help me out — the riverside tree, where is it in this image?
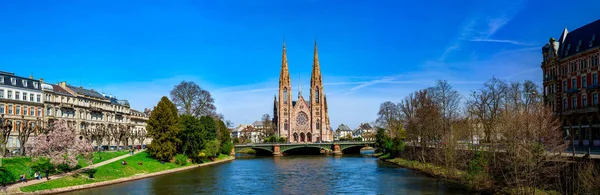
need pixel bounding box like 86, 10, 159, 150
26, 120, 94, 168
178, 114, 204, 162
169, 81, 216, 117
216, 119, 233, 154
147, 96, 181, 161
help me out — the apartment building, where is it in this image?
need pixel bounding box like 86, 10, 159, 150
542, 19, 600, 147
0, 71, 44, 150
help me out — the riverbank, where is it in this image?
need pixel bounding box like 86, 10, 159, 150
1, 151, 129, 184
18, 152, 234, 194
382, 157, 559, 195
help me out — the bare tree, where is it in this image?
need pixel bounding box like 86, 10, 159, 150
93, 124, 108, 151
260, 113, 275, 139
170, 81, 216, 117
80, 122, 93, 143
137, 129, 147, 147
0, 114, 12, 160
429, 80, 462, 137
17, 116, 41, 156
111, 124, 127, 151
467, 77, 507, 144
376, 101, 403, 138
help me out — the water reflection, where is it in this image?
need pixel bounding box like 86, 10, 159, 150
62, 153, 471, 195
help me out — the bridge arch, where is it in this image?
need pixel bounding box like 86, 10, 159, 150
280, 144, 331, 153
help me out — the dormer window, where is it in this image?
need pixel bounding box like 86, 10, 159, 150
576, 40, 582, 52
565, 44, 571, 55
10, 78, 16, 85
591, 34, 597, 47
22, 80, 27, 87
33, 82, 38, 89
0, 76, 3, 83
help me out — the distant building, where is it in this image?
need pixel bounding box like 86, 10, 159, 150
541, 19, 600, 147
335, 124, 353, 141
352, 123, 375, 141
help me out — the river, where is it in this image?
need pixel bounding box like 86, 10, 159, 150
62, 153, 472, 195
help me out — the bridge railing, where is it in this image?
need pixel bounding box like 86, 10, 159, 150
234, 141, 374, 147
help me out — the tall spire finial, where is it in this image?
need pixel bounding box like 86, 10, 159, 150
298, 74, 302, 97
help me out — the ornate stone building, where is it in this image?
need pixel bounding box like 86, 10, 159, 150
542, 19, 600, 148
273, 42, 334, 143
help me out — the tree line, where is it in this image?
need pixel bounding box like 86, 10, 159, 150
374, 78, 597, 194
147, 81, 232, 163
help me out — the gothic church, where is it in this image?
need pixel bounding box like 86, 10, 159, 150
273, 42, 334, 143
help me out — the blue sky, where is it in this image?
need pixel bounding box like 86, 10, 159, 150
1, 0, 599, 129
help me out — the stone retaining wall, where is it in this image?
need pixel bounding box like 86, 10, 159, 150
20, 157, 235, 195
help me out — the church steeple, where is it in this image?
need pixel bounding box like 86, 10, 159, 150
311, 40, 321, 87
277, 41, 292, 142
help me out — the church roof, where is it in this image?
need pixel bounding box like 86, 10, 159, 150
336, 124, 352, 132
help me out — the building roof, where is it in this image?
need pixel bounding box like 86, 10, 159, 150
358, 123, 372, 130
50, 84, 75, 97
559, 19, 600, 59
253, 121, 264, 126
0, 71, 42, 91
336, 124, 352, 131
67, 85, 106, 99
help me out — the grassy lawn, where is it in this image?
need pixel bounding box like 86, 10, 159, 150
21, 152, 232, 192
1, 151, 129, 182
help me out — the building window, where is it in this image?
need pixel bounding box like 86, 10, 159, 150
15, 92, 20, 100
33, 82, 38, 89
0, 104, 4, 114
29, 94, 33, 101
583, 96, 588, 107
46, 107, 51, 116
283, 88, 288, 104
22, 92, 27, 101
0, 89, 3, 98
594, 74, 598, 85
22, 80, 27, 87
316, 87, 320, 103
37, 95, 40, 103
8, 104, 13, 115
595, 94, 599, 106
583, 76, 588, 88
16, 105, 20, 115
37, 108, 41, 117
23, 106, 28, 116
0, 76, 3, 83
573, 97, 578, 108
10, 78, 16, 85
563, 81, 567, 92
30, 107, 34, 116
7, 90, 12, 99
572, 78, 576, 89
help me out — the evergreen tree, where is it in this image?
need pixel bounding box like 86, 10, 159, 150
178, 114, 205, 162
216, 119, 233, 154
147, 96, 180, 161
199, 116, 217, 141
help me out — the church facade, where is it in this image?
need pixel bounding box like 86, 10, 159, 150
273, 42, 334, 143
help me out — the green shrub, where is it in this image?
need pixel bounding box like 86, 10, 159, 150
174, 154, 188, 166
221, 141, 234, 155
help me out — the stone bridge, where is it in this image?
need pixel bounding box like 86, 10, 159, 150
233, 142, 375, 156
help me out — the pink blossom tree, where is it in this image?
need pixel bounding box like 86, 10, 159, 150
26, 120, 94, 168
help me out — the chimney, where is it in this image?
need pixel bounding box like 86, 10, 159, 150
29, 75, 33, 79
109, 94, 112, 98
40, 78, 44, 83
59, 81, 67, 88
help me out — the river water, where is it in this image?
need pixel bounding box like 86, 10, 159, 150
63, 153, 471, 195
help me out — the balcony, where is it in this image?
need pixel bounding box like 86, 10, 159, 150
544, 76, 557, 82
587, 84, 600, 90
59, 102, 75, 108
564, 106, 598, 115
566, 88, 579, 94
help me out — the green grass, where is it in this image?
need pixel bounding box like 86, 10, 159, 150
1, 151, 129, 182
237, 148, 256, 154
21, 152, 233, 192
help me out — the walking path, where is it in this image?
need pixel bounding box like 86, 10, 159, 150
4, 149, 145, 194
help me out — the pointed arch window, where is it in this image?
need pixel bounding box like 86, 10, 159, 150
316, 119, 321, 130
284, 120, 289, 130
283, 88, 288, 104
315, 87, 320, 103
